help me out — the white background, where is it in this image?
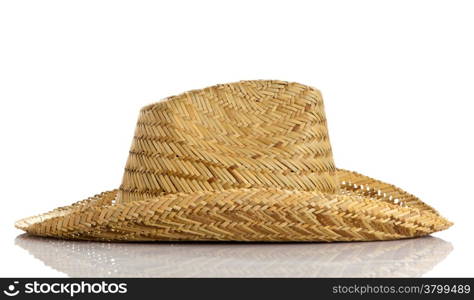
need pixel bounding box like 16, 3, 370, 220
0, 0, 473, 277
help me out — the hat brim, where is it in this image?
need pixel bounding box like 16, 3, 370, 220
15, 169, 452, 242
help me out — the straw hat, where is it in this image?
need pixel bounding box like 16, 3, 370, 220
15, 80, 452, 241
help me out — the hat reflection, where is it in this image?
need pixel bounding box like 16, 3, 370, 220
15, 234, 451, 277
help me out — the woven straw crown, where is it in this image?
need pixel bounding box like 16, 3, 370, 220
118, 80, 338, 203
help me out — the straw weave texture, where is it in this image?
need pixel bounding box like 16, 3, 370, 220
119, 80, 337, 203
15, 80, 452, 241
